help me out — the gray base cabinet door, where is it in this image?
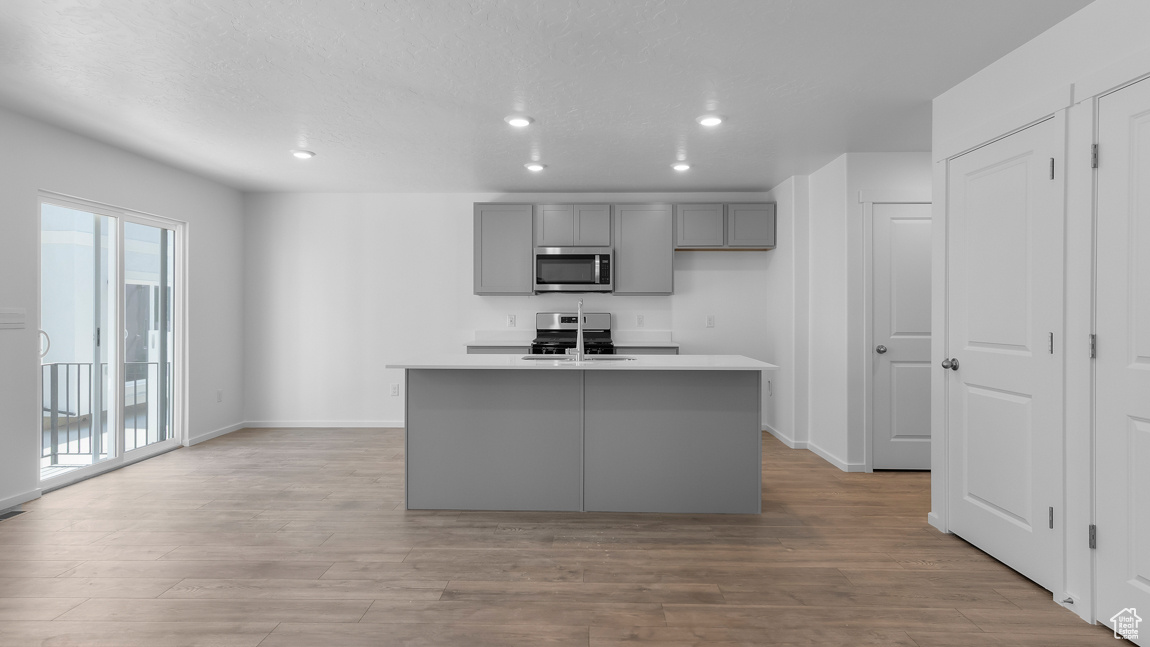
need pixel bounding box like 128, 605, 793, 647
615, 346, 679, 355
466, 346, 530, 354
474, 204, 533, 295
613, 204, 673, 295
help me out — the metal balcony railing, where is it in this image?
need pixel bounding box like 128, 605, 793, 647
41, 361, 171, 466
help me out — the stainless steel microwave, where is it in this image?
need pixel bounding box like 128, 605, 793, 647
533, 247, 613, 293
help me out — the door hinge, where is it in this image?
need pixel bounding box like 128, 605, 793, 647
1090, 334, 1096, 358
1091, 144, 1099, 169
96, 327, 100, 347
1050, 157, 1055, 180
1089, 524, 1097, 549
1049, 507, 1054, 529
1049, 332, 1054, 354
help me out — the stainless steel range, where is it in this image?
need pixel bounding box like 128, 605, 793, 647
529, 312, 615, 355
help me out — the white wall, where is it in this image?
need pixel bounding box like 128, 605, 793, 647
934, 0, 1150, 146
760, 176, 807, 447
242, 191, 783, 429
803, 153, 932, 471
806, 155, 850, 466
929, 0, 1150, 622
0, 106, 246, 510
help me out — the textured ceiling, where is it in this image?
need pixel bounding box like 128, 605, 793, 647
0, 0, 1093, 193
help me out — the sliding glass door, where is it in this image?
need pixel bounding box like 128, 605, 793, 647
40, 197, 181, 486
40, 204, 116, 478
123, 222, 174, 452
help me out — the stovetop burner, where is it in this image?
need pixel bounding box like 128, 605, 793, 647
529, 312, 615, 355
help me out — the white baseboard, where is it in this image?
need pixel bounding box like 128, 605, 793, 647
763, 424, 807, 449
0, 487, 42, 512
188, 421, 246, 446
927, 511, 947, 533
806, 440, 865, 473
243, 420, 404, 429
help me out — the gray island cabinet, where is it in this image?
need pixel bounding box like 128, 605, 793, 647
387, 354, 777, 514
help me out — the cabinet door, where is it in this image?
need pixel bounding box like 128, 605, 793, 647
615, 346, 679, 355
474, 204, 533, 295
726, 203, 776, 248
534, 204, 574, 247
613, 204, 673, 295
574, 204, 611, 246
467, 346, 530, 354
675, 203, 725, 247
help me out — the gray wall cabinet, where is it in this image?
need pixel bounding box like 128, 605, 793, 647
534, 204, 611, 247
727, 203, 776, 248
613, 204, 673, 295
674, 202, 776, 250
674, 203, 725, 247
474, 203, 534, 295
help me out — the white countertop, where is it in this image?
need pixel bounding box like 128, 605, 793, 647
387, 354, 777, 371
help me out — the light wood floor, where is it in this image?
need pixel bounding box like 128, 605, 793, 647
0, 429, 1114, 646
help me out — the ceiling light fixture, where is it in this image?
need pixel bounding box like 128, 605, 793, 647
525, 163, 546, 172
291, 149, 316, 159
672, 163, 691, 172
505, 116, 534, 128
696, 115, 723, 127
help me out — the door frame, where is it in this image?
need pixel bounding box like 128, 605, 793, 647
1087, 69, 1150, 632
929, 110, 1067, 532
859, 193, 931, 473
37, 191, 188, 492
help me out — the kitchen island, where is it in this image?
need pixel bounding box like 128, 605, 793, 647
385, 355, 778, 514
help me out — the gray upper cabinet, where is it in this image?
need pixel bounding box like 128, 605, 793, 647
534, 204, 611, 247
675, 202, 776, 250
613, 204, 673, 295
474, 203, 534, 295
675, 203, 725, 247
727, 203, 776, 248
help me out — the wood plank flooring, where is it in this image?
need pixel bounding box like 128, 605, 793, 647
0, 428, 1113, 646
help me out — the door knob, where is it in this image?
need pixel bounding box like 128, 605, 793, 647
875, 345, 887, 354
941, 358, 960, 370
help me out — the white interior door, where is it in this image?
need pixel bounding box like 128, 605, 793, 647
872, 202, 932, 470
1096, 76, 1150, 644
945, 115, 1064, 591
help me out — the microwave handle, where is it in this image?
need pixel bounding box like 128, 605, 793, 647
594, 256, 601, 284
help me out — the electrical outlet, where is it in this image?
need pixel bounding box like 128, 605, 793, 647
636, 314, 644, 328
216, 389, 222, 403
506, 314, 516, 328
706, 315, 715, 328
390, 384, 400, 397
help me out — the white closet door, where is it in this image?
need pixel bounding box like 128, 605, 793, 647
945, 115, 1064, 591
872, 202, 932, 469
1096, 76, 1150, 643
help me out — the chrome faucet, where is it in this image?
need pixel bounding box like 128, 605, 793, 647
574, 298, 585, 361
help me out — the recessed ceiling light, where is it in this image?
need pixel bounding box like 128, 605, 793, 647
672, 163, 691, 172
291, 149, 316, 159
696, 115, 723, 127
525, 163, 546, 172
505, 116, 534, 128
